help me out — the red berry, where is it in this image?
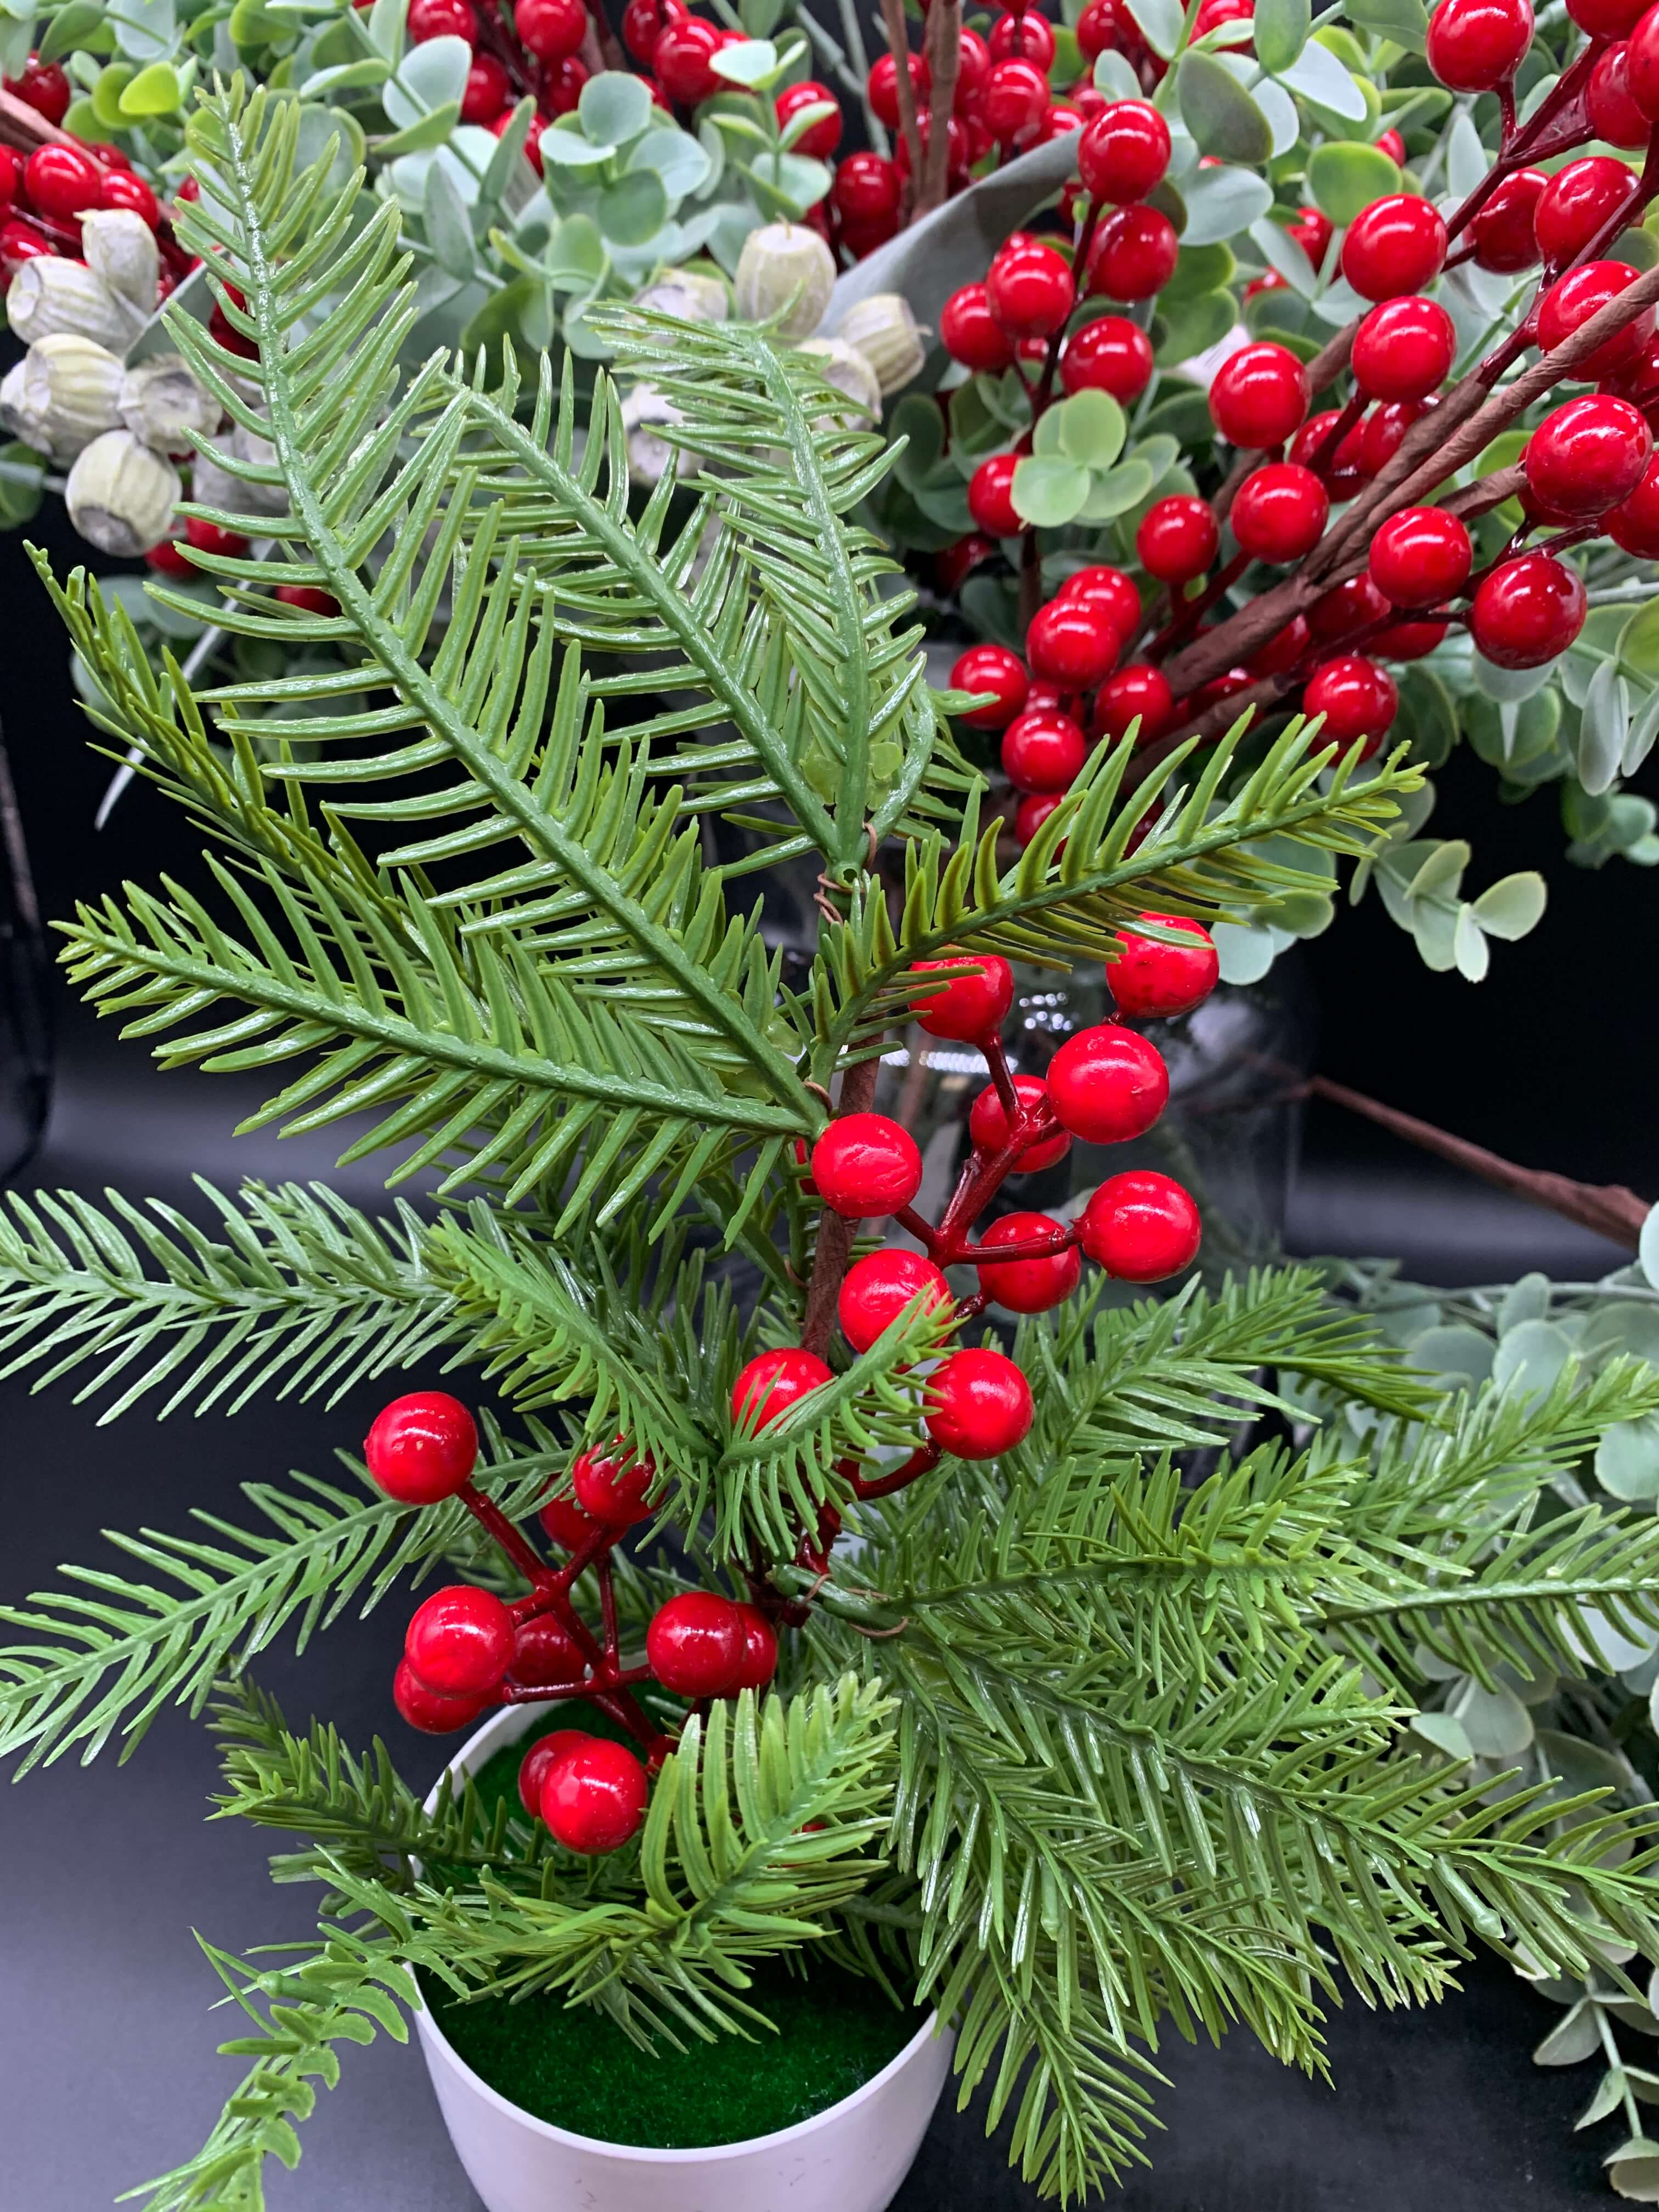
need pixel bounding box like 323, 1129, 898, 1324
1046, 1023, 1169, 1143
1608, 454, 1659, 553
1137, 495, 1219, 583
1426, 0, 1533, 93
1468, 552, 1587, 668
974, 1210, 1080, 1313
1302, 654, 1397, 758
572, 1440, 657, 1526
1626, 5, 1659, 120
655, 15, 724, 103
1194, 0, 1254, 39
1208, 341, 1309, 450
911, 952, 1015, 1040
0, 146, 16, 213
1356, 397, 1431, 477
1589, 43, 1651, 146
1015, 792, 1066, 845
517, 0, 586, 55
1002, 707, 1087, 793
1534, 156, 1639, 268
1087, 204, 1178, 299
405, 1583, 514, 1699
98, 169, 160, 227
647, 1592, 747, 1696
1368, 506, 1472, 607
1229, 461, 1328, 562
1286, 405, 1369, 494
273, 582, 340, 616
981, 56, 1050, 139
1077, 99, 1171, 204
517, 1728, 589, 1815
924, 1347, 1034, 1459
22, 144, 103, 224
810, 1113, 923, 1220
1573, 0, 1650, 36
365, 1391, 477, 1504
1377, 128, 1408, 163
1288, 207, 1335, 274
1351, 296, 1455, 403
986, 238, 1075, 339
1249, 615, 1311, 678
1341, 195, 1447, 302
1537, 261, 1653, 381
4, 58, 71, 124
460, 53, 510, 121
1059, 315, 1154, 402
951, 643, 1029, 729
732, 1347, 834, 1430
145, 540, 196, 578
1526, 393, 1652, 518
952, 25, 992, 101
1078, 1170, 1200, 1279
1093, 663, 1173, 744
208, 298, 260, 360
1060, 564, 1140, 636
942, 283, 1015, 373
409, 0, 475, 33
936, 535, 996, 595
968, 452, 1022, 537
540, 1736, 648, 1854
867, 48, 927, 128
838, 1249, 954, 1354
729, 1604, 778, 1691
538, 1491, 597, 1550
1372, 617, 1449, 661
393, 1657, 489, 1733
1076, 0, 1131, 54
1109, 913, 1220, 1018
1307, 571, 1390, 643
1470, 168, 1545, 272
541, 54, 588, 111
184, 516, 249, 561
969, 1072, 1071, 1171
989, 7, 1057, 63
622, 0, 687, 60
1026, 596, 1119, 687
832, 150, 901, 223
511, 1614, 587, 1688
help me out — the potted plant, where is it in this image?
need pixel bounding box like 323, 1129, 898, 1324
10, 67, 1659, 2212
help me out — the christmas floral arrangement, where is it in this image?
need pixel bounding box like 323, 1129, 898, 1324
7, 76, 1659, 2208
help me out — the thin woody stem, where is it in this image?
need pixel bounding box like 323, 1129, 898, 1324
878, 0, 926, 209
915, 0, 962, 218
460, 1485, 555, 1588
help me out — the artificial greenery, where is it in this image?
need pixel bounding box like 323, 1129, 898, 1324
8, 76, 1659, 2210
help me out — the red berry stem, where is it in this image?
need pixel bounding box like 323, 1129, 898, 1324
1442, 42, 1598, 244
983, 1030, 1023, 1125
893, 1202, 946, 1256
848, 1441, 944, 1500
1304, 392, 1368, 481
458, 1481, 558, 1588
957, 1223, 1079, 1262
1145, 548, 1249, 663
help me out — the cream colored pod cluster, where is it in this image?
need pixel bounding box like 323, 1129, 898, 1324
0, 210, 229, 557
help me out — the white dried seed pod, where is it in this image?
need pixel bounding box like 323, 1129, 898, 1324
620, 383, 697, 488
65, 430, 180, 556
0, 361, 52, 454
4, 257, 145, 351
836, 294, 927, 395
732, 222, 836, 340
118, 353, 223, 457
14, 335, 126, 461
793, 337, 881, 426
81, 208, 161, 308
189, 452, 273, 531
633, 270, 730, 323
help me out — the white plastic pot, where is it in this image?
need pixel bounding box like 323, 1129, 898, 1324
416, 1702, 954, 2212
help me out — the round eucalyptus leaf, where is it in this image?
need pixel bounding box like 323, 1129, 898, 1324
1581, 1302, 1659, 1369
1176, 50, 1273, 163
1409, 1710, 1472, 1760
1450, 1677, 1533, 1759
117, 58, 180, 113
598, 168, 670, 247
1498, 1272, 1551, 1334
1211, 921, 1279, 985
1307, 139, 1401, 225
1179, 164, 1273, 246
1605, 2138, 1659, 2200
1492, 1317, 1575, 1401
1012, 454, 1092, 528
1601, 1417, 1659, 1502
1252, 0, 1309, 75
1077, 458, 1155, 521
1406, 1323, 1493, 1389
1565, 1605, 1659, 1676
1536, 2003, 1605, 2066
383, 33, 471, 128
579, 69, 654, 148
1055, 388, 1125, 468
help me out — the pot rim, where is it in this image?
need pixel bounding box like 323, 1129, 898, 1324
415, 1699, 944, 2165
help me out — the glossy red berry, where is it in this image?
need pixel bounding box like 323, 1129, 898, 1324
541, 1737, 648, 1854
621, 0, 685, 56
516, 0, 585, 54
1626, 6, 1659, 120
1087, 204, 1178, 300
365, 1391, 477, 1504
1249, 614, 1311, 678
0, 147, 18, 213
1589, 43, 1651, 145
986, 238, 1076, 340
941, 284, 1017, 373
1341, 195, 1447, 301
409, 0, 475, 33
1470, 168, 1545, 272
1288, 408, 1368, 496
272, 583, 339, 616
1288, 207, 1335, 274
4, 57, 71, 123
1060, 563, 1141, 636
145, 539, 196, 578
981, 56, 1050, 138
1307, 571, 1390, 642
184, 516, 249, 562
1607, 454, 1659, 553
1076, 0, 1131, 53
1077, 99, 1171, 203
924, 1347, 1034, 1459
1046, 1023, 1169, 1143
655, 15, 724, 103
572, 1440, 656, 1527
1537, 261, 1653, 380
1534, 156, 1640, 268
1525, 393, 1652, 517
1377, 128, 1408, 163
1372, 617, 1449, 661
732, 1347, 834, 1430
1026, 596, 1120, 688
460, 52, 510, 122
988, 6, 1057, 61
974, 1211, 1081, 1313
1351, 296, 1455, 403
868, 48, 928, 128
1208, 342, 1309, 450
647, 1592, 746, 1696
728, 1604, 779, 1691
1078, 1170, 1201, 1279
1137, 495, 1220, 583
1059, 315, 1154, 402
1302, 655, 1398, 757
810, 1113, 923, 1220
511, 1614, 587, 1689
1468, 552, 1587, 668
405, 1583, 514, 1699
538, 1491, 597, 1550
393, 1657, 489, 1733
1229, 462, 1329, 563
1109, 914, 1220, 1019
1002, 707, 1088, 793
517, 1728, 589, 1816
838, 1249, 953, 1354
1575, 0, 1650, 37
22, 143, 103, 223
1093, 663, 1173, 744
951, 643, 1029, 729
774, 79, 842, 159
970, 1074, 1070, 1173
99, 169, 160, 227
1426, 0, 1533, 93
1194, 0, 1255, 37
1353, 397, 1428, 477
1368, 506, 1472, 607
912, 953, 1015, 1040
1015, 792, 1066, 846
968, 452, 1023, 537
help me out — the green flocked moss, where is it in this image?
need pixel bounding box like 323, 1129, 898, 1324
421, 1736, 925, 2149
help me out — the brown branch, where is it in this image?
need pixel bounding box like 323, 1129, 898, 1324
0, 85, 70, 155
878, 0, 926, 216
1307, 1076, 1651, 1251
915, 0, 962, 220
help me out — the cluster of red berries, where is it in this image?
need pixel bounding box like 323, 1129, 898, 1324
0, 115, 182, 291
402, 0, 605, 167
